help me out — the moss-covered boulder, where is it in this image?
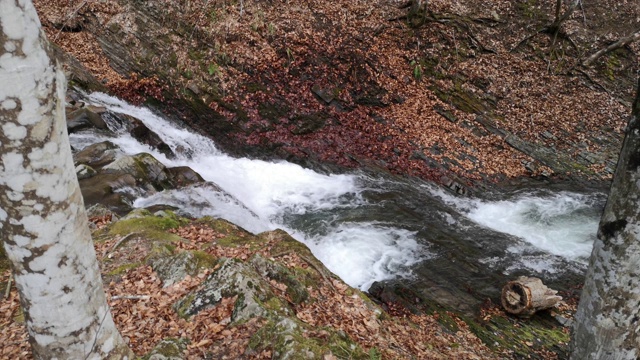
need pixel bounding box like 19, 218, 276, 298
174, 257, 274, 321
151, 250, 218, 287
143, 338, 188, 360
102, 153, 173, 191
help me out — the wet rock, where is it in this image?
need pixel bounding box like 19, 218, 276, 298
102, 153, 173, 191
66, 107, 108, 133
129, 117, 175, 158
75, 164, 97, 180
166, 166, 204, 187
79, 173, 137, 214
73, 141, 119, 169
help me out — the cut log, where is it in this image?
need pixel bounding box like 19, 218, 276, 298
501, 276, 562, 317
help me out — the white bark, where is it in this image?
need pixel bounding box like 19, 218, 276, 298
570, 78, 640, 359
0, 1, 132, 359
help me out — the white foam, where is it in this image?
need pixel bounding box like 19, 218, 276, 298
427, 184, 602, 264
80, 92, 426, 290
297, 223, 424, 290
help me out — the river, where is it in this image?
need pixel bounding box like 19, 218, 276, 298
69, 92, 606, 295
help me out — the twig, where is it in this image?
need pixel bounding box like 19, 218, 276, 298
582, 30, 640, 66
102, 232, 138, 258
53, 1, 88, 42
4, 273, 12, 299
111, 295, 151, 301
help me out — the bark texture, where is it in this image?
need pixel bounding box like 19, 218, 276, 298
570, 78, 640, 359
0, 1, 132, 359
501, 276, 562, 317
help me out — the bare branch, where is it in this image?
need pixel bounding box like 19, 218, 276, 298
582, 30, 640, 67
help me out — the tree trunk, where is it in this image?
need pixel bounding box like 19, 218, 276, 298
570, 78, 640, 359
0, 1, 132, 359
501, 276, 562, 317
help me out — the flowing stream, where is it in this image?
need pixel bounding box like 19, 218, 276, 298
70, 93, 607, 291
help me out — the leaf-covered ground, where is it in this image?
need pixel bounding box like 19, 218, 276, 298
2, 214, 510, 359
33, 0, 639, 187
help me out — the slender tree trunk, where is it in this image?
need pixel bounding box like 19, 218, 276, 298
0, 1, 132, 359
570, 78, 640, 359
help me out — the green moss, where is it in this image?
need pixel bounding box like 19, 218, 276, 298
248, 318, 369, 359
107, 262, 142, 276
109, 214, 185, 242
466, 314, 570, 358
191, 250, 218, 269
0, 245, 10, 273
175, 293, 196, 319
142, 337, 189, 360
436, 311, 460, 333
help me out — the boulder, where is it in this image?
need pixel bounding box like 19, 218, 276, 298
75, 164, 98, 180
129, 117, 175, 158
102, 153, 173, 191
73, 141, 119, 169
166, 166, 204, 187
66, 107, 108, 133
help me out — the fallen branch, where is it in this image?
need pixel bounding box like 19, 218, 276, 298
111, 295, 151, 301
582, 30, 640, 66
4, 273, 12, 299
102, 232, 138, 258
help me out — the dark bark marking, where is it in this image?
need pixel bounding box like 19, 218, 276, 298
600, 219, 628, 239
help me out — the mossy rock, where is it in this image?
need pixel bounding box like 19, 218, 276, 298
466, 313, 570, 359
151, 250, 218, 287
107, 262, 142, 276
102, 153, 174, 191
174, 257, 274, 320
142, 337, 189, 360
247, 317, 370, 360
250, 255, 309, 304
108, 210, 187, 242
195, 217, 265, 249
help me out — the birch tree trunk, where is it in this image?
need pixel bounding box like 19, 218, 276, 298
0, 1, 132, 359
570, 78, 640, 359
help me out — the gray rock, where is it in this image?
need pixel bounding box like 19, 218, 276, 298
73, 141, 119, 169
151, 251, 217, 287
174, 257, 272, 322
67, 107, 108, 133
102, 153, 172, 191
75, 164, 97, 180
144, 338, 188, 360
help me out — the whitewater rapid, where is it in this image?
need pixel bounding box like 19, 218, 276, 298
70, 92, 605, 289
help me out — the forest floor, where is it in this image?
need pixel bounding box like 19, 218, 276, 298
1, 0, 639, 359
33, 0, 640, 189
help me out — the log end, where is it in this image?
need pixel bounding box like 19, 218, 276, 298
501, 276, 562, 317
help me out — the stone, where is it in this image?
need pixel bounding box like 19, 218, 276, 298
73, 141, 119, 169
151, 251, 217, 287
166, 166, 204, 187
102, 153, 172, 191
129, 117, 175, 158
75, 164, 97, 180
144, 338, 188, 360
66, 107, 108, 133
